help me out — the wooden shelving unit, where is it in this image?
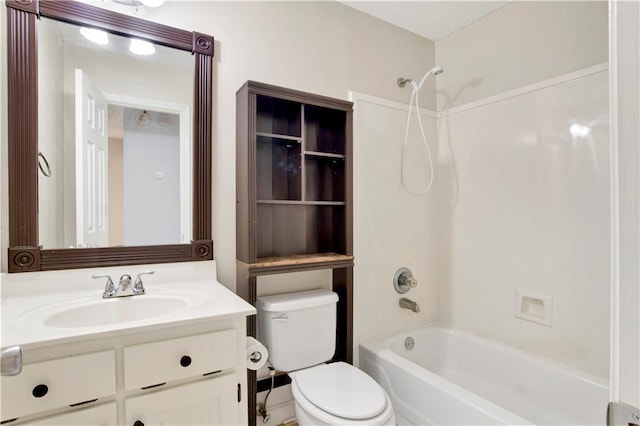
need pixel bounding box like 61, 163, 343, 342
235, 81, 353, 426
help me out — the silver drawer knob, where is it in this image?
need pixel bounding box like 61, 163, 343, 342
1, 346, 22, 376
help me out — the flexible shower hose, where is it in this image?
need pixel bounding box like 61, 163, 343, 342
401, 82, 435, 195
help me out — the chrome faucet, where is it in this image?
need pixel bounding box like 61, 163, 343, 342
93, 271, 154, 298
399, 297, 420, 313
116, 274, 134, 296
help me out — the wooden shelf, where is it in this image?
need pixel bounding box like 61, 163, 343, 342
305, 150, 345, 159
239, 253, 353, 275
256, 200, 345, 206
256, 132, 301, 142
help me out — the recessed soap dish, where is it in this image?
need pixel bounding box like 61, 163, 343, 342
515, 290, 552, 327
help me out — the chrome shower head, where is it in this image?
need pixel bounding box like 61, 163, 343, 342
398, 66, 444, 90
415, 65, 444, 91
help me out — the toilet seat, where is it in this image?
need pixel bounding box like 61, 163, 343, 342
290, 362, 389, 421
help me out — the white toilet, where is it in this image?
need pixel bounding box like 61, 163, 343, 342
256, 289, 396, 425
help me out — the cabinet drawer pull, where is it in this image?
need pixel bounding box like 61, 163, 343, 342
179, 355, 192, 367
133, 420, 144, 426
32, 384, 49, 398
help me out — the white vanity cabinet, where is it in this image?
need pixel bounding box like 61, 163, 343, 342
1, 350, 116, 420
125, 374, 238, 425
1, 320, 247, 426
28, 403, 118, 426
122, 329, 240, 426
123, 329, 237, 390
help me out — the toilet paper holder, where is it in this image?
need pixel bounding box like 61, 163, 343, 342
246, 336, 268, 371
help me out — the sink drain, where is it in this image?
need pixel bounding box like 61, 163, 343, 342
404, 336, 415, 350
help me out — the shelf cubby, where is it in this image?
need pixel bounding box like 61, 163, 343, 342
256, 95, 301, 137
305, 154, 345, 202
256, 204, 346, 258
305, 104, 346, 155
256, 135, 301, 201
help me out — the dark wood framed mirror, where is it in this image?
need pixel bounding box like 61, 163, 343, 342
6, 0, 214, 272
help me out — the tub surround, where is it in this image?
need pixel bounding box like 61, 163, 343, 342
1, 261, 255, 425
437, 66, 610, 378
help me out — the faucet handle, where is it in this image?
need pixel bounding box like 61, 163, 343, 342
401, 274, 418, 289
133, 270, 155, 294
393, 267, 417, 294
93, 274, 116, 298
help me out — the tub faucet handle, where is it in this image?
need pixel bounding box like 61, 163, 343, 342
400, 274, 417, 288
394, 267, 417, 294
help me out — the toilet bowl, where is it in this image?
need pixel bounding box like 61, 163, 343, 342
256, 290, 396, 426
289, 362, 396, 425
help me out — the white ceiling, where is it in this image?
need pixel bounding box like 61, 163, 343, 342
339, 1, 511, 41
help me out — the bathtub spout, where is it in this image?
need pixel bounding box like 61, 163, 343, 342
399, 297, 420, 313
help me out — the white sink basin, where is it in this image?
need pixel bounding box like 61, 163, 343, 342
18, 293, 196, 329
43, 296, 189, 328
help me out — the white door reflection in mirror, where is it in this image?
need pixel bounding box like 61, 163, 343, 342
105, 96, 191, 247
75, 69, 108, 248
118, 107, 181, 246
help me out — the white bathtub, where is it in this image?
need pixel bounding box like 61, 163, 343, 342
359, 327, 608, 425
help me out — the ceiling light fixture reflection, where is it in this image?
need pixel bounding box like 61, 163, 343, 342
129, 39, 155, 56
570, 124, 591, 138
80, 27, 109, 45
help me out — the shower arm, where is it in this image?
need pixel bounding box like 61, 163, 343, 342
397, 77, 413, 88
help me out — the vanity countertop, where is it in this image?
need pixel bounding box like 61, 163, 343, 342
0, 262, 255, 350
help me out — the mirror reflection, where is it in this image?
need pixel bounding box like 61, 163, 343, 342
37, 17, 194, 249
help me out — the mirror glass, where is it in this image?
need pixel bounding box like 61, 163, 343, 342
37, 17, 194, 249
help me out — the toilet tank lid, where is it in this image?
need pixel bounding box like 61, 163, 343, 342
256, 289, 338, 312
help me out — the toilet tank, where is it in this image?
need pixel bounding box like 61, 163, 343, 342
256, 289, 339, 372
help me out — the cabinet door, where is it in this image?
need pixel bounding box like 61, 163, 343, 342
28, 402, 116, 425
1, 350, 116, 421
125, 374, 239, 426
124, 329, 236, 390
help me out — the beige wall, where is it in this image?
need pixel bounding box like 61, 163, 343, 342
435, 1, 608, 111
